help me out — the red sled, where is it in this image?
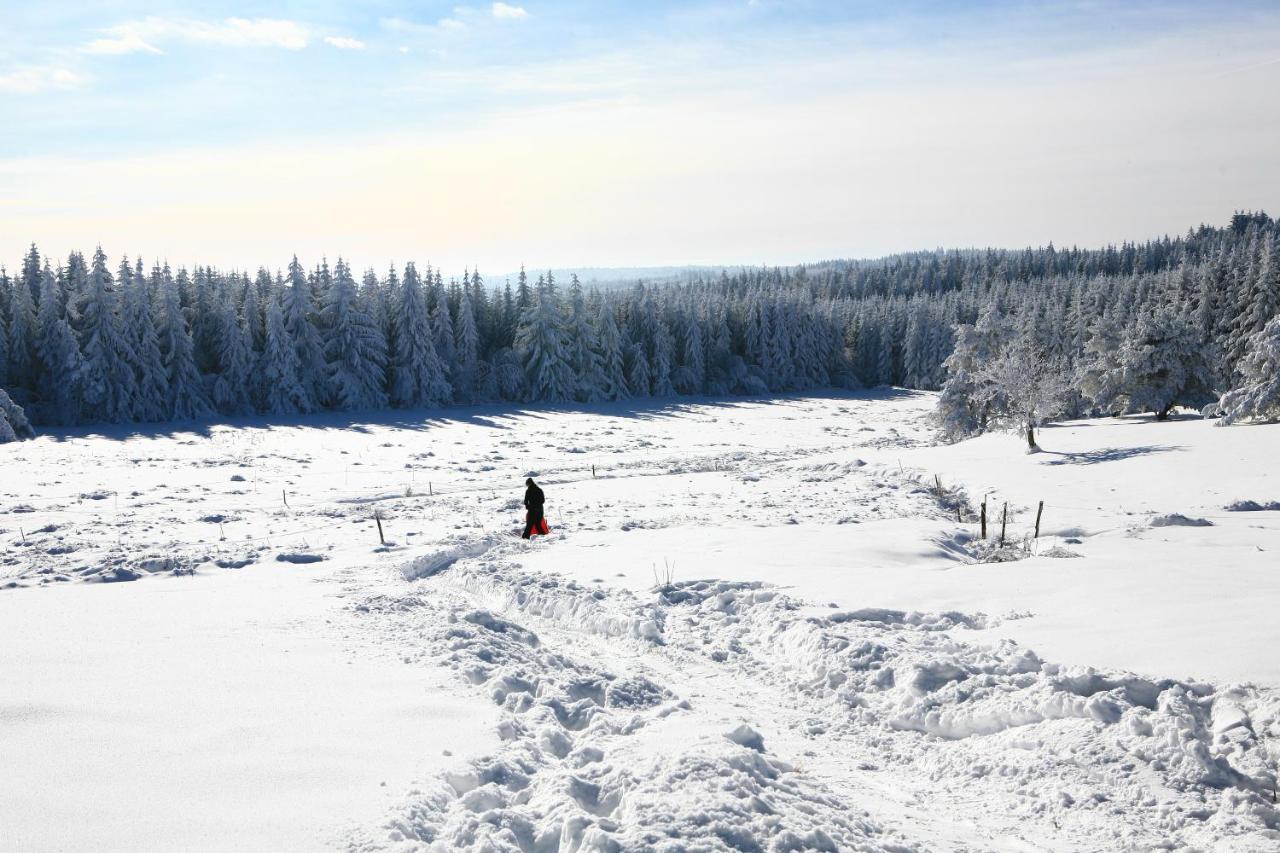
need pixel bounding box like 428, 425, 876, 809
525, 513, 550, 537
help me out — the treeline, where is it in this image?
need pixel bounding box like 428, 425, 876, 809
1, 210, 1278, 441
933, 210, 1280, 441
0, 249, 854, 432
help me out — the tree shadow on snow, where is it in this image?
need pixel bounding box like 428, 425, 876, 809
1040, 445, 1184, 466
30, 387, 921, 445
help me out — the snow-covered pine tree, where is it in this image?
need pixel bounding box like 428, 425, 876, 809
1217, 315, 1280, 425
516, 266, 532, 312
673, 308, 705, 394
323, 259, 388, 411
935, 304, 1014, 440
566, 275, 605, 402
1112, 304, 1218, 419
595, 303, 630, 400
765, 297, 794, 390
515, 284, 574, 402
191, 265, 220, 373
1231, 233, 1280, 373
7, 250, 38, 392
0, 386, 34, 443
35, 264, 83, 425
76, 248, 139, 424
647, 301, 675, 397
258, 290, 310, 416
391, 262, 451, 408
429, 271, 456, 384
453, 286, 481, 402
157, 267, 213, 421
1077, 308, 1128, 415
283, 255, 327, 410
466, 269, 493, 356
903, 309, 926, 389
242, 274, 265, 352
0, 265, 9, 327
704, 304, 733, 394
381, 264, 401, 389
625, 340, 651, 397
0, 276, 8, 388
121, 262, 168, 422
213, 288, 255, 415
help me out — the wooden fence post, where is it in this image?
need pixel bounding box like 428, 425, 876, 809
1034, 501, 1045, 539
980, 499, 987, 539
375, 510, 385, 546
1000, 502, 1009, 547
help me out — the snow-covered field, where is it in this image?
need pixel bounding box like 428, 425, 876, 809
3, 390, 1279, 851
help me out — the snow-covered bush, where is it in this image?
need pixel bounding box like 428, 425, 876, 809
1217, 315, 1280, 424
0, 387, 35, 443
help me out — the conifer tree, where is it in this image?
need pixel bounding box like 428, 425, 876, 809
7, 252, 38, 391
76, 248, 138, 423
242, 275, 265, 351
454, 287, 481, 402
36, 264, 83, 425
213, 289, 255, 415
673, 310, 705, 394
515, 286, 574, 402
0, 387, 34, 443
258, 291, 310, 415
391, 262, 451, 408
1112, 305, 1218, 419
430, 272, 456, 381
595, 303, 630, 400
626, 340, 651, 397
323, 259, 388, 411
121, 263, 168, 422
1218, 315, 1280, 424
283, 255, 327, 410
158, 267, 213, 421
566, 275, 605, 401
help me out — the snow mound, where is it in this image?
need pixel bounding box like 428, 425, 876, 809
276, 552, 327, 564
1149, 513, 1214, 527
1226, 500, 1280, 512
724, 723, 766, 752
399, 536, 507, 581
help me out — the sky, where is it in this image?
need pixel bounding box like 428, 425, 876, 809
1, 1, 1279, 277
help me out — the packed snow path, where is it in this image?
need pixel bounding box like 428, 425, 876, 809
3, 390, 1279, 850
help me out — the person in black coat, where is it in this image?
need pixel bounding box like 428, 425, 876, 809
522, 478, 546, 539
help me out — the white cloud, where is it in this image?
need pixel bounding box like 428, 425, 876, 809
323, 36, 366, 50
381, 15, 467, 36
83, 17, 310, 56
84, 31, 162, 56
491, 3, 529, 21
0, 65, 88, 94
